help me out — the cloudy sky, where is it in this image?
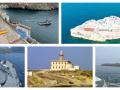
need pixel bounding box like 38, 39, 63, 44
96, 47, 120, 65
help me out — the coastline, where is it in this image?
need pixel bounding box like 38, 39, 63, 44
0, 3, 58, 10
0, 9, 40, 44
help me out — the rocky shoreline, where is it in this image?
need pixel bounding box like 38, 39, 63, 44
0, 3, 58, 10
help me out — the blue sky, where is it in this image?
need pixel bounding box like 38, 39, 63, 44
28, 47, 92, 70
96, 47, 120, 65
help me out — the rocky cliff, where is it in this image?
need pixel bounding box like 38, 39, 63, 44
0, 3, 58, 10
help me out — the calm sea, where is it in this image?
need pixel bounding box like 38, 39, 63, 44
96, 65, 120, 87
0, 53, 25, 87
62, 3, 120, 44
4, 9, 58, 44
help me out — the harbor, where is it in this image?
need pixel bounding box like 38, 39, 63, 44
0, 10, 39, 44
4, 6, 58, 44
0, 3, 58, 44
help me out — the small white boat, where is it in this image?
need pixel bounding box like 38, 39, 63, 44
38, 20, 52, 26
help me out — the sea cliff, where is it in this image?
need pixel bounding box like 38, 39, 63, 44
0, 3, 58, 10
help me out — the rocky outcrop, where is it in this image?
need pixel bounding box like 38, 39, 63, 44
0, 3, 58, 10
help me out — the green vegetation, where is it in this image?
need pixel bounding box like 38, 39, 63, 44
28, 76, 44, 87
28, 70, 92, 87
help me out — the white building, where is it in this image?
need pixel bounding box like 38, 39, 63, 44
28, 71, 33, 76
50, 50, 80, 71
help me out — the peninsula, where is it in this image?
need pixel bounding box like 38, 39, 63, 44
70, 16, 120, 42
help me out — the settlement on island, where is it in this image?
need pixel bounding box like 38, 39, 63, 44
70, 16, 120, 42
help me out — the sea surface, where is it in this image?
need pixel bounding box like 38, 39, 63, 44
0, 53, 25, 87
62, 3, 120, 44
4, 9, 58, 43
96, 65, 120, 87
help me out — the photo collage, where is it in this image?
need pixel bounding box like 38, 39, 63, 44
0, 1, 120, 88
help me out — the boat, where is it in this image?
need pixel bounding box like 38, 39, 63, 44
0, 60, 20, 87
96, 76, 102, 87
96, 76, 108, 87
38, 20, 51, 26
103, 80, 107, 87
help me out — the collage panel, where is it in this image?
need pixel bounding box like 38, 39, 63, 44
0, 46, 25, 87
96, 47, 120, 87
1, 1, 120, 89
27, 46, 93, 87
0, 3, 59, 44
62, 3, 120, 44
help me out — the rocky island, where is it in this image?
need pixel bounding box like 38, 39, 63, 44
70, 16, 120, 42
101, 63, 120, 67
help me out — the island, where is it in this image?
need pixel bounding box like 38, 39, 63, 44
101, 63, 120, 67
70, 16, 120, 42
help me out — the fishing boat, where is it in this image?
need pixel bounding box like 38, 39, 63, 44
38, 20, 51, 26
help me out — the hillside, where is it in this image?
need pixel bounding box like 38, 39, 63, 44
28, 70, 92, 87
0, 3, 58, 10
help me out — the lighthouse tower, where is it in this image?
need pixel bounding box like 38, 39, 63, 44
59, 50, 64, 61
50, 50, 80, 71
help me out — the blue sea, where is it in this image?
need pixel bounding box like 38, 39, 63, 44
4, 9, 58, 44
62, 3, 120, 44
0, 53, 25, 87
96, 65, 120, 87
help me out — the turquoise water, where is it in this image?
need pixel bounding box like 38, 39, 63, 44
4, 9, 58, 43
62, 3, 120, 44
0, 53, 25, 87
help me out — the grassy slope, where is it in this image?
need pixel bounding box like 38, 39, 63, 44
28, 70, 92, 87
